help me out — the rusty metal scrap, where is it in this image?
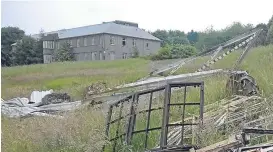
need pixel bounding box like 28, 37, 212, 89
226, 71, 259, 96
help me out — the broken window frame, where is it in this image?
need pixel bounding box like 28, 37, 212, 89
103, 81, 204, 152
122, 37, 126, 46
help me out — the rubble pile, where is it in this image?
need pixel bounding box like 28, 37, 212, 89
1, 90, 81, 118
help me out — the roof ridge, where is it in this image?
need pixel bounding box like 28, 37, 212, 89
57, 22, 108, 32
36, 22, 160, 41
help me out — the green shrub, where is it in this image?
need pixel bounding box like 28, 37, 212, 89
150, 44, 197, 60
132, 47, 139, 58
53, 42, 75, 62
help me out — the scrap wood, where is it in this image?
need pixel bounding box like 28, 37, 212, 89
115, 69, 224, 90
87, 69, 228, 105
165, 95, 267, 147
195, 135, 242, 152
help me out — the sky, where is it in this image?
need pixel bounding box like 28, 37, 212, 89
1, 0, 273, 35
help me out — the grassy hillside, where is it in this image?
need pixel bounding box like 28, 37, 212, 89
1, 59, 150, 100
1, 45, 273, 152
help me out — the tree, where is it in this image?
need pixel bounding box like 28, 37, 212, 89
11, 36, 43, 65
168, 36, 189, 45
194, 22, 254, 51
1, 27, 25, 66
151, 30, 169, 46
33, 29, 46, 63
53, 42, 75, 62
151, 29, 189, 46
170, 44, 197, 58
132, 47, 139, 58
253, 23, 268, 46
187, 30, 199, 44
266, 15, 273, 44
223, 22, 253, 38
266, 25, 273, 44
150, 44, 197, 60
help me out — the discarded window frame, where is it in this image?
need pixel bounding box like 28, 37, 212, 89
103, 81, 204, 152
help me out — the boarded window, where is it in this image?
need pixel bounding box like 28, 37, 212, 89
110, 36, 115, 45
122, 38, 126, 46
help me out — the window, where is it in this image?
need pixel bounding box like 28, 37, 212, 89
94, 52, 97, 60
110, 36, 114, 45
46, 41, 54, 49
43, 41, 46, 48
77, 39, 80, 47
84, 38, 87, 46
56, 42, 60, 49
146, 43, 149, 48
70, 40, 73, 46
133, 39, 136, 46
122, 38, 126, 46
91, 37, 95, 45
122, 53, 127, 59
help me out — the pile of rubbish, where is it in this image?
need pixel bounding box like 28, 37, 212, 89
1, 90, 81, 118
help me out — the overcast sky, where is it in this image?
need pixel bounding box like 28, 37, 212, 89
1, 0, 273, 35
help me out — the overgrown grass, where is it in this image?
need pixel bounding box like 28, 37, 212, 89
1, 107, 107, 152
1, 58, 150, 100
1, 45, 273, 152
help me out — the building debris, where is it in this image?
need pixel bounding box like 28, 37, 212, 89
1, 90, 81, 118
30, 89, 53, 104
2, 26, 271, 152
103, 81, 205, 152
226, 71, 259, 96
83, 81, 109, 99
37, 92, 72, 107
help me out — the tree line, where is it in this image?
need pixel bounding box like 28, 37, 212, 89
150, 15, 273, 60
1, 15, 273, 66
1, 28, 74, 66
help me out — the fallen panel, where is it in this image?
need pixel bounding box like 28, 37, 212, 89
115, 69, 224, 90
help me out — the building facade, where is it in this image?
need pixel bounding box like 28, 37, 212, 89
42, 20, 161, 63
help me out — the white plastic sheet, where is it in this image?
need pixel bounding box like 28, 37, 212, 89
1, 90, 82, 118
30, 89, 53, 103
